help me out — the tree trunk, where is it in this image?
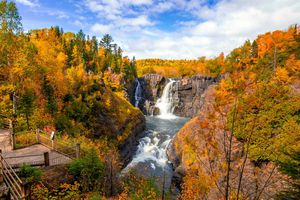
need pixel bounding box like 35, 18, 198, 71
26, 112, 30, 130
236, 117, 256, 199
273, 46, 277, 72
110, 158, 113, 196
225, 97, 237, 200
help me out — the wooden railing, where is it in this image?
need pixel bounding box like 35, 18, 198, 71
0, 150, 29, 200
1, 119, 11, 130
36, 130, 80, 159
4, 152, 50, 169
1, 118, 16, 150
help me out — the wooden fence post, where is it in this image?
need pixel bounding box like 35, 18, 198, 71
44, 152, 49, 167
36, 129, 40, 144
11, 132, 16, 150
0, 150, 3, 183
21, 182, 31, 200
9, 120, 16, 150
75, 143, 81, 159
51, 140, 54, 150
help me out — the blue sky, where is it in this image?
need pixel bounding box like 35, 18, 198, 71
14, 0, 300, 59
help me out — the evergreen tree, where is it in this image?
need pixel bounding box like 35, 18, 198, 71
19, 89, 35, 130
100, 34, 113, 51
42, 78, 57, 115
0, 0, 22, 34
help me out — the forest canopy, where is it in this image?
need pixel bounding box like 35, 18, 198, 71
0, 0, 299, 199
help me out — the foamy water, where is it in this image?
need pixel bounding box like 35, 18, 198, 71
155, 79, 176, 118
125, 78, 188, 189
134, 79, 142, 107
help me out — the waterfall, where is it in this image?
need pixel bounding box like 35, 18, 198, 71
155, 80, 176, 119
134, 79, 142, 107
123, 78, 189, 190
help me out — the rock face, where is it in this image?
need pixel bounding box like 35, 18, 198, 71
130, 74, 218, 117
89, 88, 146, 166
118, 114, 145, 166
171, 75, 218, 117
167, 85, 288, 199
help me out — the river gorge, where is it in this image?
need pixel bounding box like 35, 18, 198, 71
124, 74, 219, 194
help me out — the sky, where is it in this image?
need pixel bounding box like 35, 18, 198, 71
14, 0, 300, 59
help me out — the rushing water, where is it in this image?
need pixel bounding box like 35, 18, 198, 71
134, 79, 142, 107
125, 79, 189, 191
155, 80, 176, 119
124, 116, 188, 188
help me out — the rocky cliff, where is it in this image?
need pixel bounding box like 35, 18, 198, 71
90, 88, 146, 165
130, 74, 218, 117
171, 75, 218, 117
167, 85, 288, 199
118, 112, 145, 166
133, 74, 167, 115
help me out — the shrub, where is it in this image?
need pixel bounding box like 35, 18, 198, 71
18, 164, 42, 183
54, 114, 72, 133
31, 182, 81, 200
69, 149, 104, 192
15, 131, 37, 148
89, 193, 103, 200
121, 171, 160, 200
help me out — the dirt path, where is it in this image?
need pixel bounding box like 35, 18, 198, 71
0, 129, 71, 166
0, 129, 12, 152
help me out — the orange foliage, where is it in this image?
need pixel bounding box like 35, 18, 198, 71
181, 170, 213, 200
257, 27, 297, 58
136, 55, 224, 78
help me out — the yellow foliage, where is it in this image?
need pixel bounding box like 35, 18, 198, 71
56, 52, 67, 64
66, 64, 86, 87
286, 54, 300, 78
274, 67, 291, 83
136, 57, 224, 78
15, 131, 37, 148
181, 171, 213, 200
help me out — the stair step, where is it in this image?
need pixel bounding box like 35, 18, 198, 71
0, 182, 9, 199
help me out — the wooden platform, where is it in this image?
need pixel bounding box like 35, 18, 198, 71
0, 129, 72, 167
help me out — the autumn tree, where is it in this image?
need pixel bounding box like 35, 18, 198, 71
0, 0, 22, 117
0, 0, 22, 33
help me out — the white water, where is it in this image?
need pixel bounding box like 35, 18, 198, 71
124, 79, 188, 189
155, 80, 176, 119
125, 129, 171, 170
123, 117, 188, 173
134, 79, 142, 107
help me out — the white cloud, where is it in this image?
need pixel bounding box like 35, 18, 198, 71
83, 0, 300, 59
125, 0, 152, 6
119, 15, 154, 27
151, 2, 174, 13
74, 20, 85, 29
15, 0, 38, 7
90, 23, 112, 34
48, 11, 69, 19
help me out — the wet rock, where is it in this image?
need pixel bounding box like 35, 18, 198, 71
130, 74, 167, 114
119, 114, 146, 166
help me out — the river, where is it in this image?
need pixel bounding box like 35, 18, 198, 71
124, 79, 189, 191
